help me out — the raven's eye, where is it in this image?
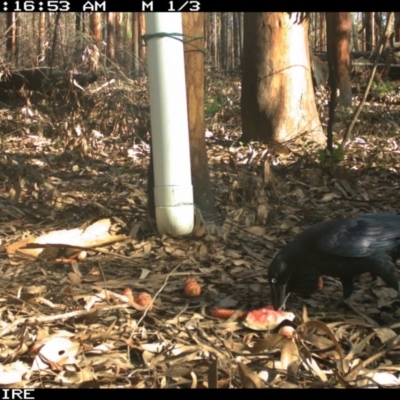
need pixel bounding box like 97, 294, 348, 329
271, 278, 277, 284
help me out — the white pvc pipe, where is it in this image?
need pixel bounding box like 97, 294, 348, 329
145, 13, 194, 236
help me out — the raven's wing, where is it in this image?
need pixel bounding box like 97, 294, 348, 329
310, 214, 400, 257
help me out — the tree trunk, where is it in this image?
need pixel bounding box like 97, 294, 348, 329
239, 13, 243, 67
213, 13, 219, 70
80, 13, 86, 36
241, 12, 325, 147
6, 13, 16, 63
319, 12, 326, 51
220, 13, 228, 70
228, 12, 233, 70
131, 13, 140, 76
48, 13, 60, 68
233, 13, 241, 69
351, 13, 359, 51
182, 13, 217, 219
37, 12, 45, 65
394, 12, 400, 42
101, 13, 107, 42
15, 14, 21, 66
326, 13, 352, 107
311, 13, 317, 49
90, 12, 101, 42
115, 12, 123, 63
106, 12, 115, 62
365, 12, 374, 51
139, 13, 146, 60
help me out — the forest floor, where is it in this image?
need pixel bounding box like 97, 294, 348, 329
0, 72, 399, 388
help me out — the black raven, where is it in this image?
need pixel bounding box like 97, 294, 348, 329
268, 214, 400, 309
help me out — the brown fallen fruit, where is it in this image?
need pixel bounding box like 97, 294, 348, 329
134, 292, 153, 309
210, 308, 246, 320
243, 305, 295, 331
184, 276, 201, 298
279, 325, 296, 338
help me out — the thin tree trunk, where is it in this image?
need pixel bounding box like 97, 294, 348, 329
326, 13, 352, 106
394, 13, 400, 42
106, 12, 115, 62
90, 12, 101, 42
115, 12, 123, 63
365, 12, 374, 51
183, 13, 217, 219
6, 13, 16, 63
139, 13, 146, 60
132, 13, 140, 76
319, 13, 326, 51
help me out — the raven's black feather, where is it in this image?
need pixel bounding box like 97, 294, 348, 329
268, 214, 400, 309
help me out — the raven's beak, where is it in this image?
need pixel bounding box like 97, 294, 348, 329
271, 283, 286, 310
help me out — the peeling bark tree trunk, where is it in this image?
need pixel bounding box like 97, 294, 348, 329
241, 13, 325, 148
326, 13, 352, 107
